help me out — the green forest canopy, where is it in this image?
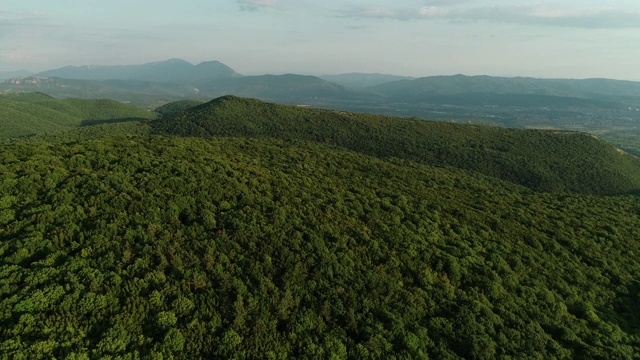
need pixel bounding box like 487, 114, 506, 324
5, 93, 640, 197
1, 135, 640, 359
0, 94, 156, 139
152, 96, 640, 195
1, 94, 640, 358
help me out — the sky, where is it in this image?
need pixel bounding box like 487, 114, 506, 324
1, 0, 640, 80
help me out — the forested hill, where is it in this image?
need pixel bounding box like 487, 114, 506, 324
154, 100, 205, 119
2, 136, 640, 358
152, 96, 640, 195
2, 93, 640, 358
0, 94, 156, 139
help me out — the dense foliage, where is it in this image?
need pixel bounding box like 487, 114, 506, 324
2, 95, 640, 359
0, 94, 156, 139
154, 100, 204, 119
152, 96, 640, 195
1, 136, 639, 359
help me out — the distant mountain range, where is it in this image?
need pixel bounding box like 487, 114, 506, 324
2, 59, 640, 112
36, 58, 240, 84
0, 59, 381, 106
319, 73, 415, 88
369, 74, 640, 106
199, 74, 378, 103
0, 74, 376, 107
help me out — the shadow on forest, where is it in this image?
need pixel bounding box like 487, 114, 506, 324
626, 188, 640, 196
599, 281, 640, 335
80, 118, 147, 127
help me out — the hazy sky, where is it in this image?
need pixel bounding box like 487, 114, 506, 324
1, 0, 640, 80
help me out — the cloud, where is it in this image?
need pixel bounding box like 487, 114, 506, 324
421, 0, 473, 5
237, 0, 278, 12
0, 46, 33, 62
7, 48, 33, 61
438, 5, 640, 29
339, 4, 640, 29
339, 6, 418, 20
0, 10, 59, 38
347, 25, 368, 31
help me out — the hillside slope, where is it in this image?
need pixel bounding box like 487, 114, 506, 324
0, 94, 156, 139
154, 100, 205, 119
152, 96, 640, 194
1, 136, 639, 358
0, 92, 55, 102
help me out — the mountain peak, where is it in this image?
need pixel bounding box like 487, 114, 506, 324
192, 95, 265, 111
166, 58, 190, 63
155, 58, 193, 66
196, 60, 225, 66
